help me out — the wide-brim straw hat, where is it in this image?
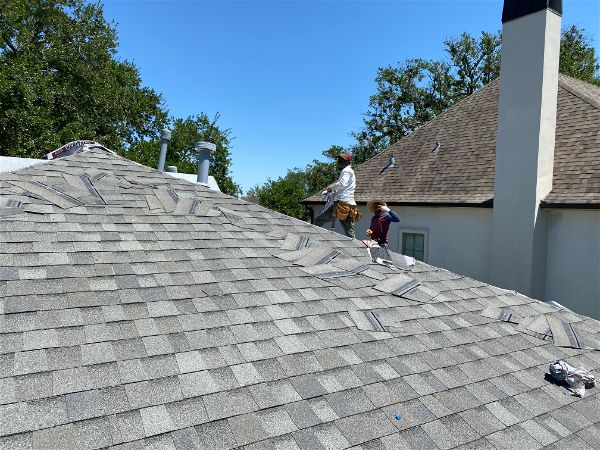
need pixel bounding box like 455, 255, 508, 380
366, 199, 386, 212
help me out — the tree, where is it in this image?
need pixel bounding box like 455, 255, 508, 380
0, 0, 241, 196
559, 25, 600, 84
0, 0, 168, 158
356, 26, 599, 157
127, 114, 241, 197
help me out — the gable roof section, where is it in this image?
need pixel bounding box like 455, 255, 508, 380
2, 148, 600, 449
305, 75, 600, 207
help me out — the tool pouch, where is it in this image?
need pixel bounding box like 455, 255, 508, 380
336, 203, 350, 220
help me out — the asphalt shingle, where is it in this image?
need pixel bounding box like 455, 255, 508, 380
2, 146, 600, 449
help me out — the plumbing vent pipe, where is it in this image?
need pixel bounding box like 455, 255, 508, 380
166, 166, 178, 173
194, 141, 216, 184
157, 129, 172, 172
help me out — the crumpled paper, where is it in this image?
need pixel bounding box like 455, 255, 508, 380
549, 360, 595, 397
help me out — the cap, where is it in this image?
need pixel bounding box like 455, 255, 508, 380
337, 152, 352, 162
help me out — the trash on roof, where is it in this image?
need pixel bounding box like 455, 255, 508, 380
349, 310, 386, 332
433, 141, 441, 153
549, 360, 595, 397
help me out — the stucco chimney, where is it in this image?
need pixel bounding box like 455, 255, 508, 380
490, 0, 562, 298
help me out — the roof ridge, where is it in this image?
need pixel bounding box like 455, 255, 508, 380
558, 74, 600, 110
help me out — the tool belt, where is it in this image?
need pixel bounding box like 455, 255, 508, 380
336, 201, 362, 221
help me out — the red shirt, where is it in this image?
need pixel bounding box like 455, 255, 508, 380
369, 210, 400, 244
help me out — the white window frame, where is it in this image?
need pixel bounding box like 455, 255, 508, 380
399, 227, 429, 262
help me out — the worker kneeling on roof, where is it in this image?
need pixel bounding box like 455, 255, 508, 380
315, 152, 361, 238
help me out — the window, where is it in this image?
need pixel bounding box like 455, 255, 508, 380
402, 232, 425, 261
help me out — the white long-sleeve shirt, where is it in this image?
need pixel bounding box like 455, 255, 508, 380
328, 166, 356, 205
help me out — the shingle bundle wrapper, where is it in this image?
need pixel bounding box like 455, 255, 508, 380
549, 360, 595, 397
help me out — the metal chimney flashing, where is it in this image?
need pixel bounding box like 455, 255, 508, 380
502, 0, 562, 23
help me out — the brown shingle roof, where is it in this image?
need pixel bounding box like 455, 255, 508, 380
305, 75, 600, 207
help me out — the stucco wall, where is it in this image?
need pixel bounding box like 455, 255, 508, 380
545, 209, 600, 319
311, 205, 493, 282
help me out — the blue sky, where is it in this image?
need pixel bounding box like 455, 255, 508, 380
102, 0, 600, 193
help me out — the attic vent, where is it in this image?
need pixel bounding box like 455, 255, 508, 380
349, 310, 385, 332
379, 153, 396, 175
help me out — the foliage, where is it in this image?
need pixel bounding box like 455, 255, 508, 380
559, 25, 600, 85
0, 0, 241, 197
354, 26, 599, 157
127, 114, 241, 197
0, 0, 167, 158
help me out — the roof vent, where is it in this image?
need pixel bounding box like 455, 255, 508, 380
379, 153, 395, 175
194, 141, 216, 185
157, 129, 172, 172
166, 166, 178, 173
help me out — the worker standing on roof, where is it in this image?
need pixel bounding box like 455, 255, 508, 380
314, 152, 360, 238
365, 199, 399, 246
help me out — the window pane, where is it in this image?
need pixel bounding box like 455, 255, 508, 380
402, 234, 414, 253
414, 235, 424, 253
402, 232, 425, 261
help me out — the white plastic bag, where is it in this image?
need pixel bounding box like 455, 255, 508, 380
549, 360, 595, 397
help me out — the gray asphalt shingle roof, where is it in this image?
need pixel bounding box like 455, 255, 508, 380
1, 147, 600, 449
304, 74, 600, 207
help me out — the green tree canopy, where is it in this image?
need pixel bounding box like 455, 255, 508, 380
127, 114, 241, 197
353, 26, 599, 159
0, 0, 241, 197
0, 0, 167, 158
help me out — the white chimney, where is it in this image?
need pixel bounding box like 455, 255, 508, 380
490, 0, 562, 298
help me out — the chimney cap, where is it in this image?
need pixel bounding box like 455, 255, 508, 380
194, 141, 216, 153
502, 0, 562, 23
166, 166, 178, 173
160, 129, 172, 140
